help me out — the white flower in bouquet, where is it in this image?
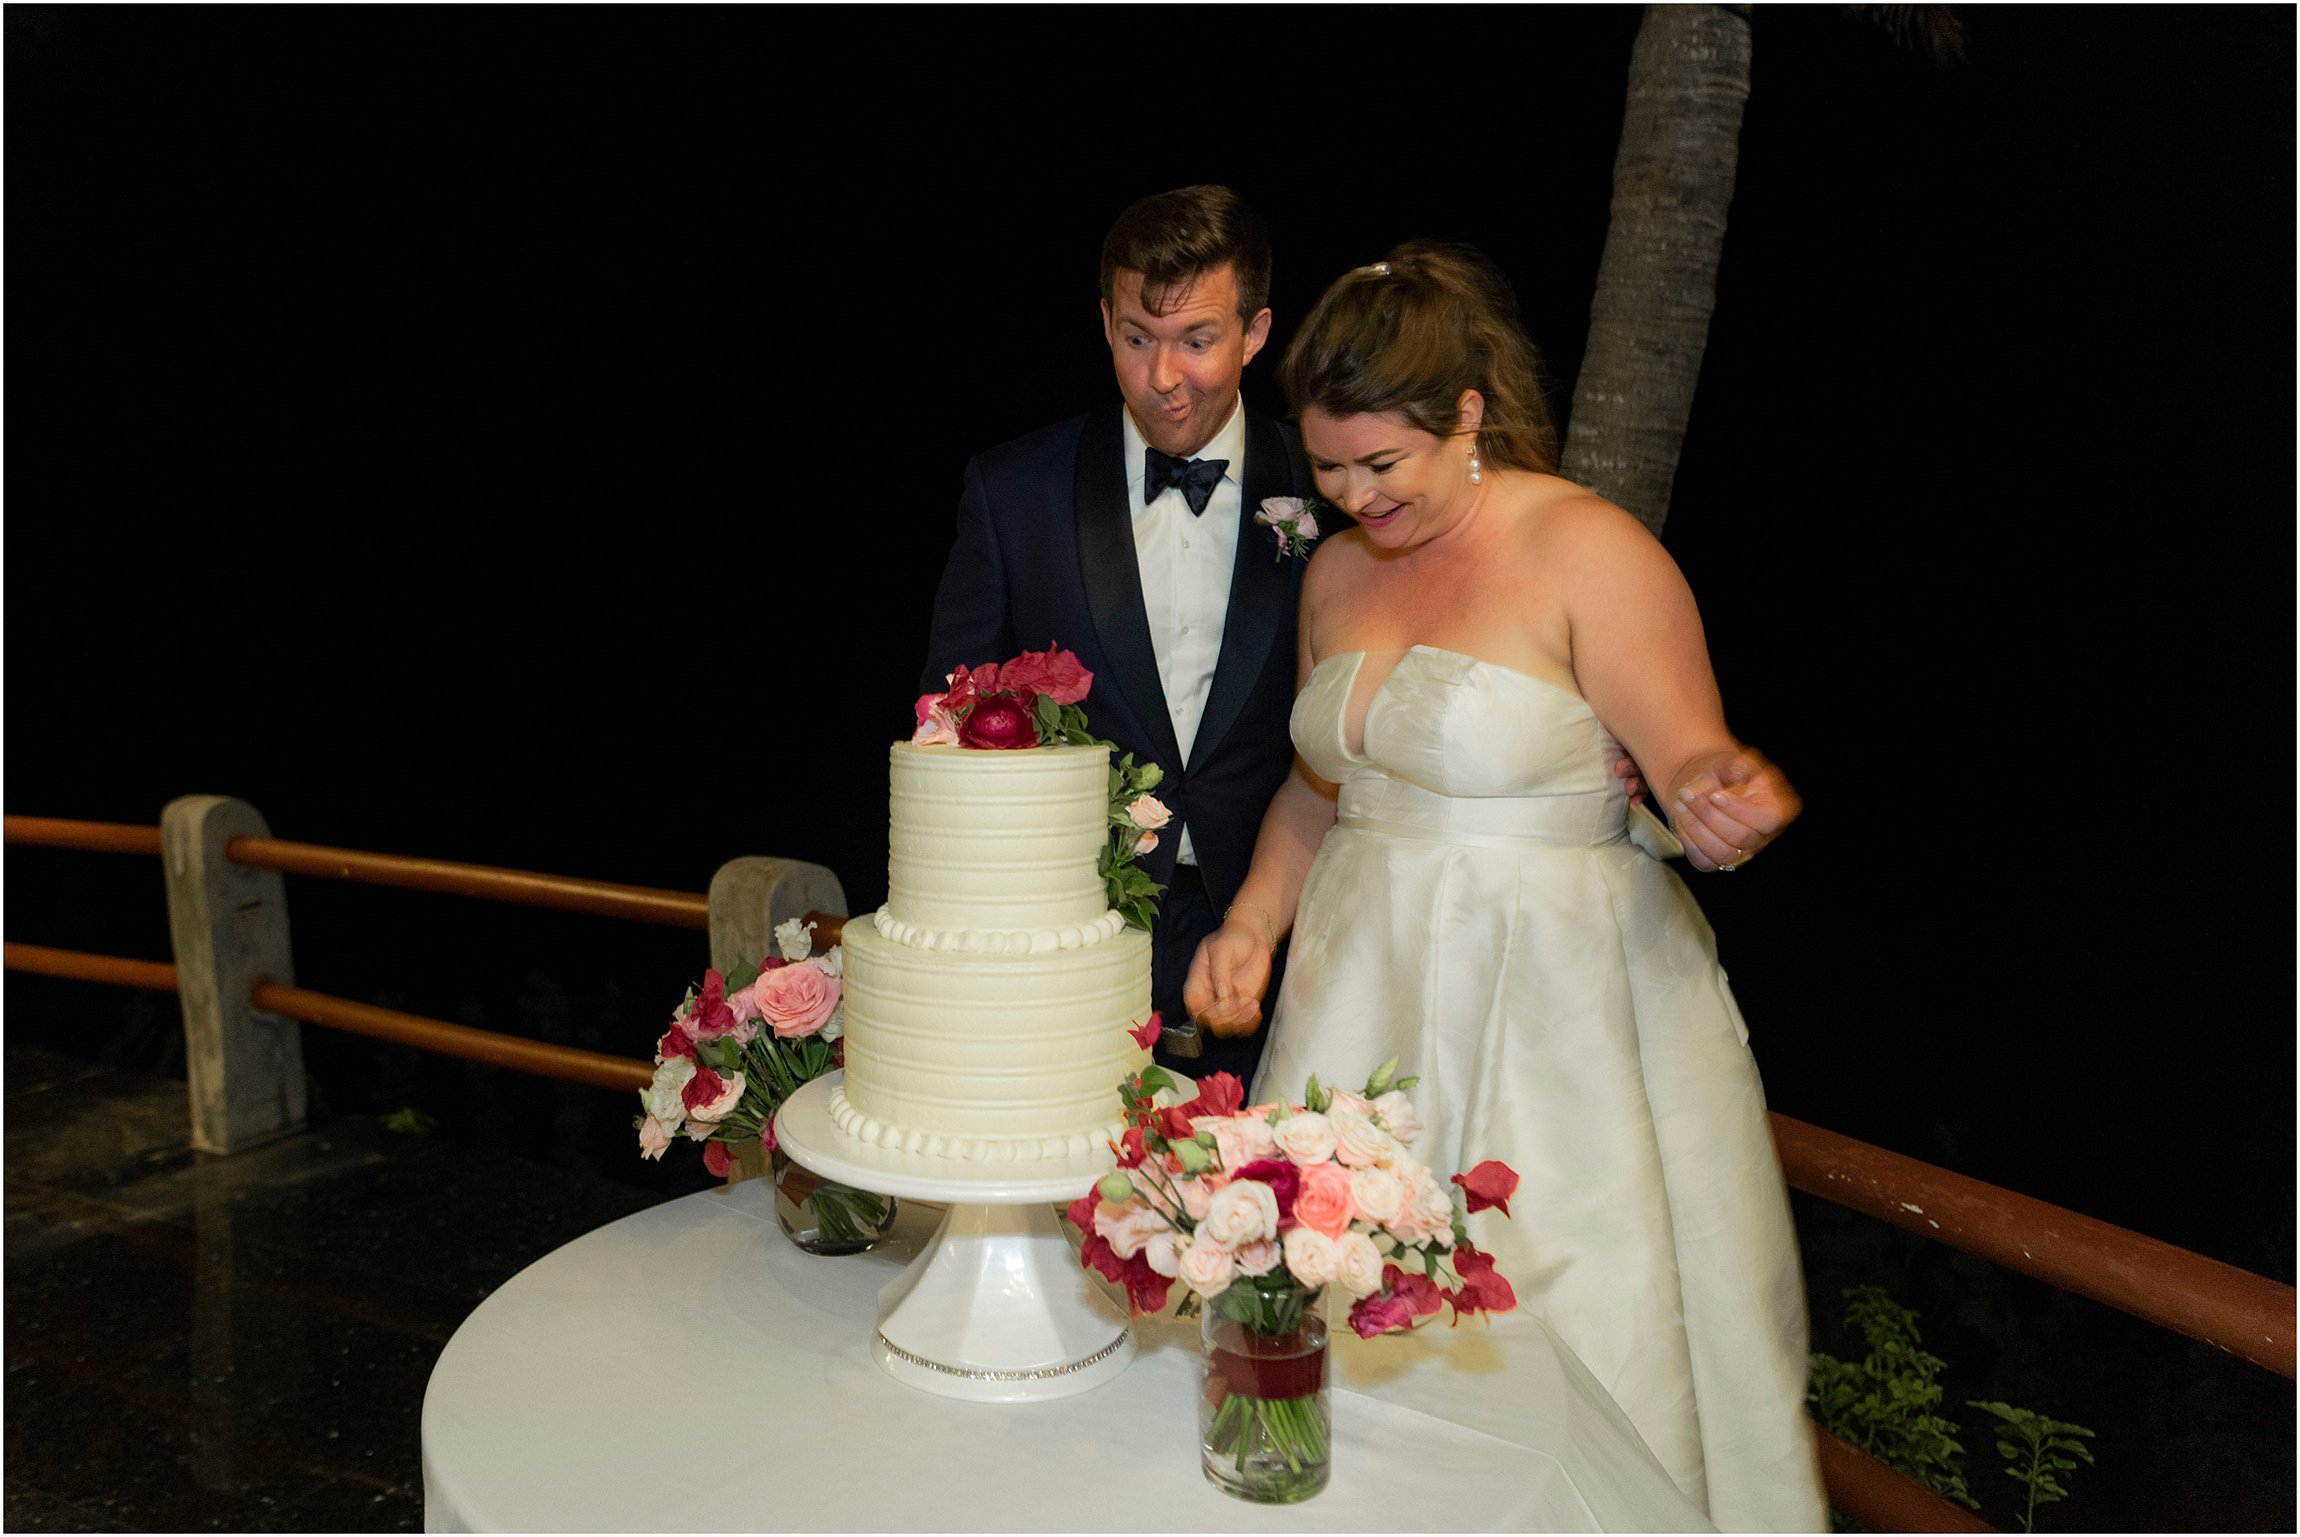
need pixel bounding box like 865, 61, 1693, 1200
1201, 1180, 1280, 1248
1386, 1166, 1458, 1248
1348, 1165, 1406, 1227
1330, 1108, 1401, 1169
773, 916, 817, 962
1143, 1229, 1185, 1279
1272, 1110, 1338, 1166
636, 1115, 673, 1160
1197, 1113, 1279, 1171
645, 1056, 696, 1126
1178, 1233, 1239, 1298
1372, 1089, 1426, 1148
1332, 1231, 1388, 1298
1281, 1227, 1341, 1290
1094, 1198, 1169, 1261
1233, 1238, 1283, 1277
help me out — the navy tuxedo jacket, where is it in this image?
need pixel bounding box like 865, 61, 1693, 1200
919, 404, 1318, 934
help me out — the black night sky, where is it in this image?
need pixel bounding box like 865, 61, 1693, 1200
6, 8, 2293, 1513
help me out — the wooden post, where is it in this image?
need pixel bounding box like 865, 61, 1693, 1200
162, 796, 305, 1152
707, 857, 847, 974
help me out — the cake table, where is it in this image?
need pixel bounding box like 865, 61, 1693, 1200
419, 1171, 1714, 1531
772, 1071, 1133, 1401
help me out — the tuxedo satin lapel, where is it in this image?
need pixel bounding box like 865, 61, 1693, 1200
1192, 410, 1294, 767
1074, 410, 1184, 769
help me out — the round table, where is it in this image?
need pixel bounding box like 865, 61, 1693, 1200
420, 1177, 1711, 1532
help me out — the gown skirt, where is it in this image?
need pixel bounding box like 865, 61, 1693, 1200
1251, 646, 1828, 1533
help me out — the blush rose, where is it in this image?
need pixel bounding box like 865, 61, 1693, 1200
754, 961, 840, 1039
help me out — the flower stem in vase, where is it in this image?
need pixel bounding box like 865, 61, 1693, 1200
770, 1146, 898, 1256
1199, 1289, 1331, 1503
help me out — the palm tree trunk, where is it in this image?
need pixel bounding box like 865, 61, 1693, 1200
1562, 4, 1753, 538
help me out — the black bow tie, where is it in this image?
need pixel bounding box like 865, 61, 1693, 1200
1144, 446, 1230, 517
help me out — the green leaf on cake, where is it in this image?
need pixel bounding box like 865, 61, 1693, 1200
723, 960, 761, 994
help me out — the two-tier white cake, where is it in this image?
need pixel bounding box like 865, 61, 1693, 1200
830, 741, 1152, 1161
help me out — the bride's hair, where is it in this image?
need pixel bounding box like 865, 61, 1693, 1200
1278, 241, 1559, 474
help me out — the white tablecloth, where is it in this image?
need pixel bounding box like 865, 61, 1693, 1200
421, 1180, 1710, 1532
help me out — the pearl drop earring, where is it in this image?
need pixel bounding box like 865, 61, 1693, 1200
1469, 449, 1483, 485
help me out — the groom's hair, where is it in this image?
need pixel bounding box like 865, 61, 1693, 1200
1099, 185, 1272, 324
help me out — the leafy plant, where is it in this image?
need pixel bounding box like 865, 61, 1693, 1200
1968, 1400, 2095, 1533
381, 1105, 438, 1136
1808, 1284, 1980, 1510
1810, 1286, 2104, 1531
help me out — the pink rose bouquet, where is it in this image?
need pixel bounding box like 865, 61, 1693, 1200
1070, 1049, 1520, 1499
636, 915, 848, 1171
911, 643, 1169, 931
634, 918, 892, 1243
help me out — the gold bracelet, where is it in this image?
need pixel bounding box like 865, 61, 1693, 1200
1225, 900, 1280, 955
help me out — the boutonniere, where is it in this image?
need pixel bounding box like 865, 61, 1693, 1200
1254, 496, 1323, 561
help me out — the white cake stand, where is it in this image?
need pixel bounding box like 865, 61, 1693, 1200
773, 1072, 1135, 1403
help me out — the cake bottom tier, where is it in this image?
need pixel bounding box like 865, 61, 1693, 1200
834, 919, 1152, 1162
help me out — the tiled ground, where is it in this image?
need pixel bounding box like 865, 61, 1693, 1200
2, 1047, 697, 1532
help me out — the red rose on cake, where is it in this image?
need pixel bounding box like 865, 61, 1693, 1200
957, 693, 1038, 750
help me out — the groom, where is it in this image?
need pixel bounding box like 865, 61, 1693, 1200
917, 185, 1315, 1090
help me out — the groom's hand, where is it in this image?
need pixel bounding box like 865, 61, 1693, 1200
1611, 754, 1648, 806
1183, 922, 1271, 1038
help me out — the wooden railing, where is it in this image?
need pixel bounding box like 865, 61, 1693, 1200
8, 810, 2293, 1532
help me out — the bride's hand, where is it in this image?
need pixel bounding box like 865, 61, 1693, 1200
1670, 747, 1801, 872
1183, 920, 1273, 1037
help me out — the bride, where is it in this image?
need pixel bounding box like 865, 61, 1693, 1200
1185, 242, 1827, 1531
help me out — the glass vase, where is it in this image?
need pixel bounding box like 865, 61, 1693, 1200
768, 1146, 898, 1255
1198, 1282, 1330, 1503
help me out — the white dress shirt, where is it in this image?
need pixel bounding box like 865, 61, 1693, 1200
1121, 399, 1247, 866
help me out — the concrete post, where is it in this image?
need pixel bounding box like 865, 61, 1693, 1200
162, 795, 305, 1153
707, 856, 847, 974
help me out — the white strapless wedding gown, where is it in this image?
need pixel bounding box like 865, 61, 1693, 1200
1253, 646, 1827, 1533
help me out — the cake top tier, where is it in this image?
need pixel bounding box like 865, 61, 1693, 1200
885, 742, 1114, 937
906, 644, 1170, 933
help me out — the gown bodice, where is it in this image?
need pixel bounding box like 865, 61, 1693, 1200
1293, 646, 1672, 855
